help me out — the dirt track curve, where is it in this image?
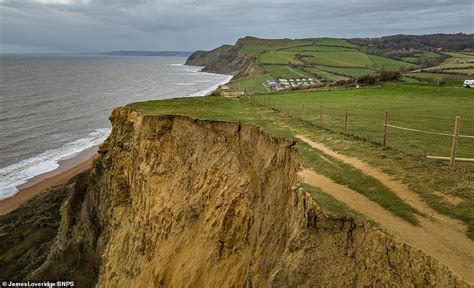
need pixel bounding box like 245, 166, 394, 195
296, 134, 474, 284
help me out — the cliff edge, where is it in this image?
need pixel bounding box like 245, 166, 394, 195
185, 43, 254, 76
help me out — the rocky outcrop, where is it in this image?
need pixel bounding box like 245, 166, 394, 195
185, 44, 253, 76
7, 108, 464, 287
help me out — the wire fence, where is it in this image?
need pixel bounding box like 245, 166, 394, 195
247, 95, 474, 165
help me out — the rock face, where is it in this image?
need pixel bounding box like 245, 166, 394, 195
9, 108, 467, 287
185, 44, 253, 76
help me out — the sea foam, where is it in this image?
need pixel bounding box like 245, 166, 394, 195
0, 128, 111, 200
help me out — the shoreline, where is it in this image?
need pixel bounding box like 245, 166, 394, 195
0, 64, 233, 216
0, 146, 98, 216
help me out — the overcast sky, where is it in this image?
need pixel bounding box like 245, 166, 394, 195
0, 0, 473, 53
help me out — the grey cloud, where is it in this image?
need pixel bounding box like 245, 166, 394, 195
0, 0, 472, 53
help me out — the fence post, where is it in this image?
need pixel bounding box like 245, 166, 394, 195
320, 104, 323, 127
344, 107, 348, 135
302, 103, 305, 120
450, 116, 461, 167
383, 111, 388, 147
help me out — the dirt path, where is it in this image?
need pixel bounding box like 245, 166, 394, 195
296, 135, 474, 284
296, 135, 466, 233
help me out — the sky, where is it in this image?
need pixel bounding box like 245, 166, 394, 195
0, 0, 473, 53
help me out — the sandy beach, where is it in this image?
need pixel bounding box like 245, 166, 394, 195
0, 146, 98, 216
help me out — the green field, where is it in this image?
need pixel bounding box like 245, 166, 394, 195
401, 51, 442, 64
422, 52, 474, 71
127, 82, 474, 238
262, 65, 311, 78
367, 55, 417, 71
282, 45, 357, 53
307, 67, 349, 81
316, 66, 376, 77
407, 72, 469, 81
301, 51, 373, 67
313, 38, 359, 48
258, 51, 303, 64
234, 74, 271, 94
266, 84, 474, 158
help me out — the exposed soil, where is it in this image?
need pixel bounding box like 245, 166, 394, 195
296, 134, 474, 284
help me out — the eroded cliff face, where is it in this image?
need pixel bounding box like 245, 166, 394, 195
185, 44, 253, 76
28, 109, 467, 287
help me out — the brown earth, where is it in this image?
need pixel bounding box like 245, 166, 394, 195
296, 134, 474, 284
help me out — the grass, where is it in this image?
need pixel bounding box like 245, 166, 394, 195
258, 51, 303, 65
127, 82, 474, 238
422, 52, 474, 71
297, 141, 418, 224
282, 45, 357, 53
266, 84, 474, 158
301, 51, 373, 67
313, 38, 359, 48
235, 74, 272, 94
316, 66, 376, 77
408, 72, 469, 81
402, 51, 442, 64
307, 67, 349, 81
262, 65, 311, 78
449, 69, 474, 75
301, 183, 362, 218
368, 54, 417, 71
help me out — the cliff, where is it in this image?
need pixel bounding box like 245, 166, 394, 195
2, 108, 467, 287
185, 44, 254, 76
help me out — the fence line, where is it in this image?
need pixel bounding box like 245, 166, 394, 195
386, 124, 474, 138
247, 95, 474, 166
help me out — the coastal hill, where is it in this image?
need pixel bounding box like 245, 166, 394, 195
186, 34, 474, 93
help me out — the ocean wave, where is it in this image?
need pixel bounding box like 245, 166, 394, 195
0, 128, 111, 200
190, 75, 233, 96
175, 82, 197, 86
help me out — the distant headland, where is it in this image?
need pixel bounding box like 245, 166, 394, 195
87, 50, 193, 57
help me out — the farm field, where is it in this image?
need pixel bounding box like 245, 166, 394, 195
315, 66, 376, 77
262, 65, 311, 78
407, 72, 469, 81
261, 84, 474, 159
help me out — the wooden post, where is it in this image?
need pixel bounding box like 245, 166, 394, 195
450, 116, 461, 167
383, 111, 388, 147
302, 103, 305, 120
320, 104, 323, 127
344, 107, 348, 135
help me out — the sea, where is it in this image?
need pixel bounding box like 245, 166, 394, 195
0, 55, 232, 200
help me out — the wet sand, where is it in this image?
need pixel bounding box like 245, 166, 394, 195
0, 146, 98, 216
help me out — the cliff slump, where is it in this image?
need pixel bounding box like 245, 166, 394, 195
21, 108, 466, 287
185, 44, 253, 76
